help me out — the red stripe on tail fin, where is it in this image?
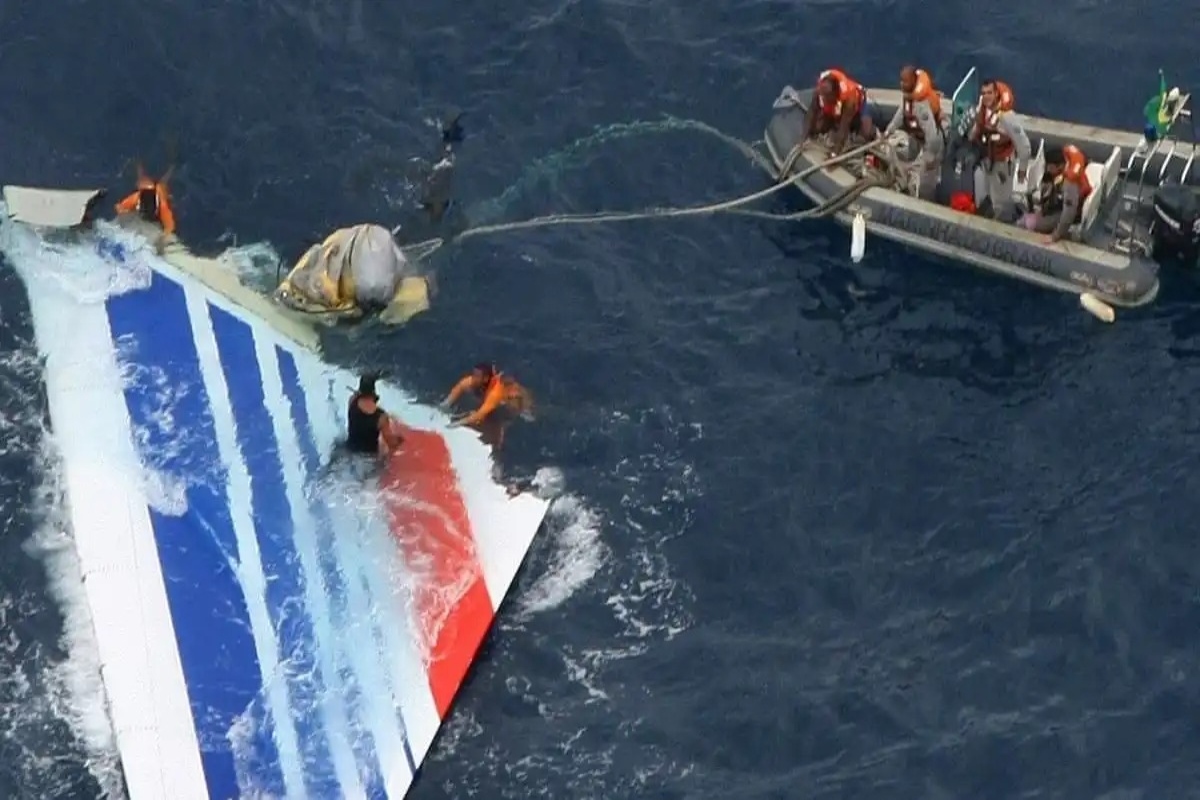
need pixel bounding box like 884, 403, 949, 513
381, 424, 496, 718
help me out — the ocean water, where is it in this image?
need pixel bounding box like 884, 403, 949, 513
2, 1, 1200, 798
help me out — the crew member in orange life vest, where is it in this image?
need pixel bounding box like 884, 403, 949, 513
1020, 145, 1094, 244
114, 162, 177, 235
442, 363, 532, 429
803, 69, 877, 156
967, 78, 1031, 223
346, 374, 405, 456
883, 66, 947, 201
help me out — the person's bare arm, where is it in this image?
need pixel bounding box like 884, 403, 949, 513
379, 413, 405, 451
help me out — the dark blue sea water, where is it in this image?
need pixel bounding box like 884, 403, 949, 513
3, 1, 1200, 798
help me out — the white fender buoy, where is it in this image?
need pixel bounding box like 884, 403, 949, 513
1080, 292, 1115, 323
850, 212, 866, 263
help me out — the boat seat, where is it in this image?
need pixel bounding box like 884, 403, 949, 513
1073, 146, 1121, 238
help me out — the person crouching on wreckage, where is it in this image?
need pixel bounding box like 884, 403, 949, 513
272, 112, 466, 325
111, 161, 177, 252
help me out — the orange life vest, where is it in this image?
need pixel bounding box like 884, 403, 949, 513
1062, 144, 1093, 203
992, 81, 1015, 113
1039, 145, 1093, 219
975, 80, 1017, 162
475, 371, 499, 398
476, 371, 524, 407
115, 177, 177, 234
816, 69, 866, 119
901, 69, 943, 140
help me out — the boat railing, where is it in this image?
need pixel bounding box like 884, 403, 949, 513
1111, 88, 1196, 254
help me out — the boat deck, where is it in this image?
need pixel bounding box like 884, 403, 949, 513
766, 85, 1198, 261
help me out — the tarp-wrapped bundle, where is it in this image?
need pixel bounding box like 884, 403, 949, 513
274, 223, 432, 325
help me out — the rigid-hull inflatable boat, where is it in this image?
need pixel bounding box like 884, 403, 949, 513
764, 67, 1200, 308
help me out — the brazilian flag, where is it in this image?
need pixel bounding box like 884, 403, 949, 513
1143, 70, 1174, 137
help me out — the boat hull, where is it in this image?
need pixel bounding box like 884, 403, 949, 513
764, 88, 1162, 307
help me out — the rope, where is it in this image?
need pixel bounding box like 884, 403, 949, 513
393, 115, 788, 261
284, 118, 893, 316
777, 143, 806, 183
418, 138, 889, 245
469, 115, 775, 225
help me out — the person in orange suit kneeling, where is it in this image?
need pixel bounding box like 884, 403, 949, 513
114, 162, 177, 237
441, 362, 532, 451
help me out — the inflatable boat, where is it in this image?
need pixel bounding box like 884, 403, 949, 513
764, 67, 1200, 309
1, 186, 549, 798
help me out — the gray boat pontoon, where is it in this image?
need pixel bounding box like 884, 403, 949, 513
764, 67, 1200, 310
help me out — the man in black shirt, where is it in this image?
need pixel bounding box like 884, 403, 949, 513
346, 374, 404, 455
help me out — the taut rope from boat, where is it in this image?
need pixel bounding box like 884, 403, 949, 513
280, 125, 896, 318
401, 136, 899, 259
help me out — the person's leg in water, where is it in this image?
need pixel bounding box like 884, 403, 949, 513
471, 412, 511, 452
464, 407, 517, 485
